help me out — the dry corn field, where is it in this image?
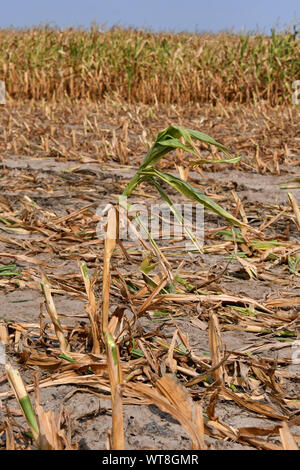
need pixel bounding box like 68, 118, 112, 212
0, 27, 300, 451
1, 27, 300, 104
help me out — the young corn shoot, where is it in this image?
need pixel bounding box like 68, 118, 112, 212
121, 125, 248, 253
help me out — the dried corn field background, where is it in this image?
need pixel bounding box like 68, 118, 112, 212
0, 27, 300, 451
0, 26, 300, 104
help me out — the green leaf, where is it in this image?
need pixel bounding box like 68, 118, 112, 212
59, 353, 76, 362
123, 125, 233, 197
0, 264, 21, 277
140, 256, 157, 274
151, 179, 203, 252
175, 275, 195, 292
139, 168, 246, 227
19, 396, 39, 437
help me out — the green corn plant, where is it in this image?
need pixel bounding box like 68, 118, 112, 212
120, 125, 248, 251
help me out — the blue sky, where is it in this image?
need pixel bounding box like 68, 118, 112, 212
0, 0, 299, 33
